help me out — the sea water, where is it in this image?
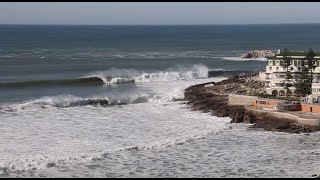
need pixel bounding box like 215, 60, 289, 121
1, 24, 320, 177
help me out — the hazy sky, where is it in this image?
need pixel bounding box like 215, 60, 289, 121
1, 2, 320, 25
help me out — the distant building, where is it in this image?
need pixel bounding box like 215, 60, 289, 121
260, 50, 320, 98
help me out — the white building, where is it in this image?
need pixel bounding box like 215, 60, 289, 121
260, 51, 320, 97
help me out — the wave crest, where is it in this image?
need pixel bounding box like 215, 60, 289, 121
90, 64, 209, 85
0, 64, 209, 88
0, 93, 152, 112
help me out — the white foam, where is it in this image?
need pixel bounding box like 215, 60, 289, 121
84, 64, 209, 85
105, 76, 135, 85
0, 65, 230, 175
223, 57, 267, 61
0, 101, 230, 174
0, 92, 152, 111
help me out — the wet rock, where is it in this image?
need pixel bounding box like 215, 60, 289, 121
46, 162, 56, 168
243, 111, 257, 123
230, 108, 245, 123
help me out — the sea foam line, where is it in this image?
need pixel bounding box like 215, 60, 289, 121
222, 57, 267, 61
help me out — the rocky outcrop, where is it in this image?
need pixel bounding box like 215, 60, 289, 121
184, 78, 251, 124
241, 49, 278, 58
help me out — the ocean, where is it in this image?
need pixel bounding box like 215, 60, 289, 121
1, 24, 320, 177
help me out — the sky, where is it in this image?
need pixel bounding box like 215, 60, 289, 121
1, 2, 320, 25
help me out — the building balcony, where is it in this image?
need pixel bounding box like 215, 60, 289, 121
270, 79, 285, 83
312, 83, 320, 87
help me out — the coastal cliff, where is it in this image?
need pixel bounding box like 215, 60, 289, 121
184, 76, 320, 133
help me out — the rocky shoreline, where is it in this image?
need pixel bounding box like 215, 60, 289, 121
184, 75, 320, 134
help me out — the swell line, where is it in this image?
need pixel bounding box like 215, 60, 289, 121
0, 77, 105, 88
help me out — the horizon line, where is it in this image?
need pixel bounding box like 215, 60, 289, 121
1, 22, 320, 26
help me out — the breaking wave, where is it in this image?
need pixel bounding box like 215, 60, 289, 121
0, 64, 209, 88
0, 93, 153, 112
0, 63, 228, 176
87, 64, 209, 84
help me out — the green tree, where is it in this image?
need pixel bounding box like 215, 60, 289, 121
294, 64, 311, 97
281, 48, 293, 96
306, 48, 316, 83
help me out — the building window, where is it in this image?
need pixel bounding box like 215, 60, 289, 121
258, 101, 267, 104
276, 67, 279, 71
269, 67, 272, 71
291, 67, 294, 71
298, 61, 300, 66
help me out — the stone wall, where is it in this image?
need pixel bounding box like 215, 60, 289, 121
228, 94, 258, 106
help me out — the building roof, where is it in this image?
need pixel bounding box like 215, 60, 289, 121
272, 56, 320, 59
277, 51, 320, 56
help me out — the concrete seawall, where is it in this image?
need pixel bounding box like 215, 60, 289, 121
248, 108, 320, 127
228, 94, 258, 106
229, 94, 320, 128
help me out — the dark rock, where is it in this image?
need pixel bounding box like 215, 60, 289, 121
46, 162, 56, 168
230, 112, 244, 123
243, 111, 257, 123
